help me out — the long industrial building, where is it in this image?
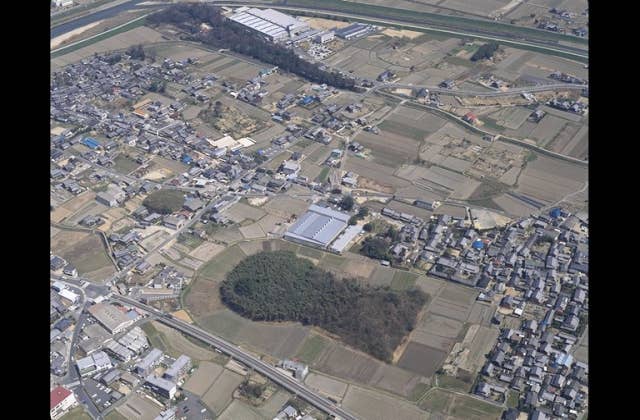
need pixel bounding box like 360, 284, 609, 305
228, 7, 310, 42
284, 204, 350, 249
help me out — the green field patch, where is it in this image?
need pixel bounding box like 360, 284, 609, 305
480, 118, 505, 133
197, 310, 247, 342
113, 155, 140, 175
60, 407, 92, 420
378, 120, 429, 141
438, 374, 472, 393
59, 234, 113, 274
444, 56, 474, 67
177, 232, 205, 250
143, 189, 185, 214
321, 253, 348, 270
316, 166, 330, 183
140, 322, 170, 354
419, 388, 451, 413
506, 390, 520, 408
391, 271, 419, 291
297, 246, 324, 260
408, 382, 431, 402
104, 410, 129, 420
449, 394, 504, 419
199, 245, 247, 280
295, 333, 331, 364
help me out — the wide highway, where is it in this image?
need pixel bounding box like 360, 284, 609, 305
112, 294, 358, 420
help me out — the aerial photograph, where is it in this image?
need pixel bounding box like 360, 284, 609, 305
50, 1, 588, 419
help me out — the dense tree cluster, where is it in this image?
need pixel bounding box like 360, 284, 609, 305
126, 44, 146, 60
470, 42, 499, 61
142, 189, 185, 214
339, 195, 354, 211
147, 3, 357, 90
239, 380, 266, 399
360, 237, 391, 261
220, 251, 427, 361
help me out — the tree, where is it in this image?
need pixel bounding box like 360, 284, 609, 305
219, 251, 427, 362
147, 3, 359, 91
213, 100, 223, 117
363, 222, 374, 232
142, 189, 185, 214
360, 237, 390, 261
126, 44, 146, 60
471, 42, 499, 61
339, 195, 354, 211
239, 380, 265, 399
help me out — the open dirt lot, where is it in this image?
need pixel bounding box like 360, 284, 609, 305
305, 373, 349, 401
263, 196, 310, 218
309, 338, 422, 397
459, 325, 500, 373
153, 321, 218, 361
466, 302, 496, 326
492, 193, 538, 218
201, 369, 245, 415
301, 16, 351, 30
217, 400, 264, 420
51, 229, 89, 253
59, 233, 115, 280
189, 241, 226, 261
183, 361, 224, 396
516, 154, 587, 204
342, 385, 428, 420
421, 387, 504, 419
185, 277, 224, 319
198, 245, 247, 280
427, 283, 478, 322
344, 157, 411, 191
239, 223, 267, 240
255, 390, 292, 419
196, 308, 310, 360
355, 130, 420, 167
397, 342, 448, 378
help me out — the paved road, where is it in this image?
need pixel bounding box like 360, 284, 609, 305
112, 294, 358, 420
375, 82, 587, 97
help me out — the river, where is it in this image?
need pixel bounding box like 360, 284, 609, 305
50, 0, 161, 39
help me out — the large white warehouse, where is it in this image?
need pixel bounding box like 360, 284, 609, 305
228, 7, 310, 42
284, 204, 350, 249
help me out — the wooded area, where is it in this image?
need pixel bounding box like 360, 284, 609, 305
220, 251, 427, 362
148, 3, 357, 90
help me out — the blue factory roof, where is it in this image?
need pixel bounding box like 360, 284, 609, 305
83, 137, 100, 149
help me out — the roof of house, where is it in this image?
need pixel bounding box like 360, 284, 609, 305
50, 386, 72, 409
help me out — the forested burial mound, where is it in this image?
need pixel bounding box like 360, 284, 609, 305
220, 251, 427, 362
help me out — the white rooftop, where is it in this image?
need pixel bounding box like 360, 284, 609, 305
284, 204, 349, 248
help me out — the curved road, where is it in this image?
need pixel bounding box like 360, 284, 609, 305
113, 294, 358, 420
